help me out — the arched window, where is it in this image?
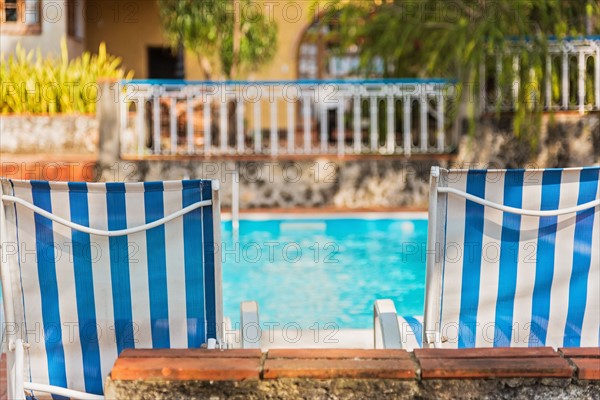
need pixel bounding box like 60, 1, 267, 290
297, 16, 383, 80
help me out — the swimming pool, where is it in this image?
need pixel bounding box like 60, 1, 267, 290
222, 214, 428, 330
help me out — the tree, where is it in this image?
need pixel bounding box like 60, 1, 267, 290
314, 0, 599, 141
157, 0, 278, 80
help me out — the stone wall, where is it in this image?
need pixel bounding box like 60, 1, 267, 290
456, 112, 600, 168
103, 157, 449, 209
98, 112, 598, 209
0, 114, 98, 154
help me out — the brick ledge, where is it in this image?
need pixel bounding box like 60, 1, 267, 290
109, 347, 599, 382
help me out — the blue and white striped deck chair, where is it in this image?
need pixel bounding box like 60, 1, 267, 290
375, 166, 599, 350
0, 179, 249, 399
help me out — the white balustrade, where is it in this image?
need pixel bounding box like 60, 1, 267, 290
483, 38, 600, 114
120, 79, 450, 157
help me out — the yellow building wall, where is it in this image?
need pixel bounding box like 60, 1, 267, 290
85, 0, 169, 78
85, 0, 322, 131
85, 0, 316, 81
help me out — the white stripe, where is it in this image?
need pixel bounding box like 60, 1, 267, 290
1, 195, 212, 237
124, 188, 152, 348
580, 185, 600, 347
546, 169, 580, 347
475, 171, 505, 347
512, 172, 543, 347
437, 187, 599, 216
48, 182, 85, 389
439, 171, 468, 348
86, 185, 117, 385
12, 182, 49, 385
163, 181, 188, 348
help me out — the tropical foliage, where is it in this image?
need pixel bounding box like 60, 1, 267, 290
314, 0, 599, 139
157, 0, 278, 79
0, 40, 133, 114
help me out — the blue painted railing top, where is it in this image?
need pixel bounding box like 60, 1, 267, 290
122, 78, 454, 86
505, 35, 600, 42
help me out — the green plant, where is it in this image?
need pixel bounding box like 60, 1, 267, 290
157, 0, 278, 79
0, 39, 133, 114
313, 0, 599, 141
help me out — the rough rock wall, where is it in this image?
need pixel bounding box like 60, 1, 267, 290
105, 377, 599, 400
103, 158, 446, 209
456, 113, 599, 169
0, 114, 98, 154
101, 113, 598, 209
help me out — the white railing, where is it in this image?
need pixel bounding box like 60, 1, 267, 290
482, 37, 600, 113
119, 79, 452, 157
119, 39, 599, 158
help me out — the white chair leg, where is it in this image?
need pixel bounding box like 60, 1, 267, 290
6, 343, 15, 400
240, 301, 260, 349
221, 316, 233, 349
424, 331, 443, 348
374, 299, 402, 349
13, 339, 25, 400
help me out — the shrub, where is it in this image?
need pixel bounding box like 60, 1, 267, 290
0, 39, 133, 114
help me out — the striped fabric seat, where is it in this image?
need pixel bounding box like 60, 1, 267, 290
375, 167, 599, 349
424, 167, 599, 348
1, 179, 223, 398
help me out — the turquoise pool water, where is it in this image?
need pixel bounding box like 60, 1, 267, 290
222, 216, 427, 329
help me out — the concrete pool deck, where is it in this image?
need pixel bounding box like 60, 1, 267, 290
221, 209, 429, 220
225, 329, 377, 350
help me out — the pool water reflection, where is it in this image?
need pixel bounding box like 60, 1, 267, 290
221, 216, 428, 329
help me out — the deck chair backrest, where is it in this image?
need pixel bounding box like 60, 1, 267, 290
0, 179, 222, 395
424, 167, 599, 349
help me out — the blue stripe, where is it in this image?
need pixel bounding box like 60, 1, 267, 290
458, 171, 486, 348
143, 182, 170, 348
67, 182, 103, 394
529, 170, 561, 347
182, 181, 205, 347
402, 316, 423, 348
30, 181, 68, 396
105, 183, 135, 353
494, 170, 524, 347
564, 168, 599, 347
201, 182, 217, 339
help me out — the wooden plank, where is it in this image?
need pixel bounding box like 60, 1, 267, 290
415, 347, 558, 359
111, 357, 261, 381
570, 358, 600, 380
118, 348, 262, 359
559, 348, 600, 358
267, 349, 411, 360
263, 359, 416, 380
420, 357, 573, 379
